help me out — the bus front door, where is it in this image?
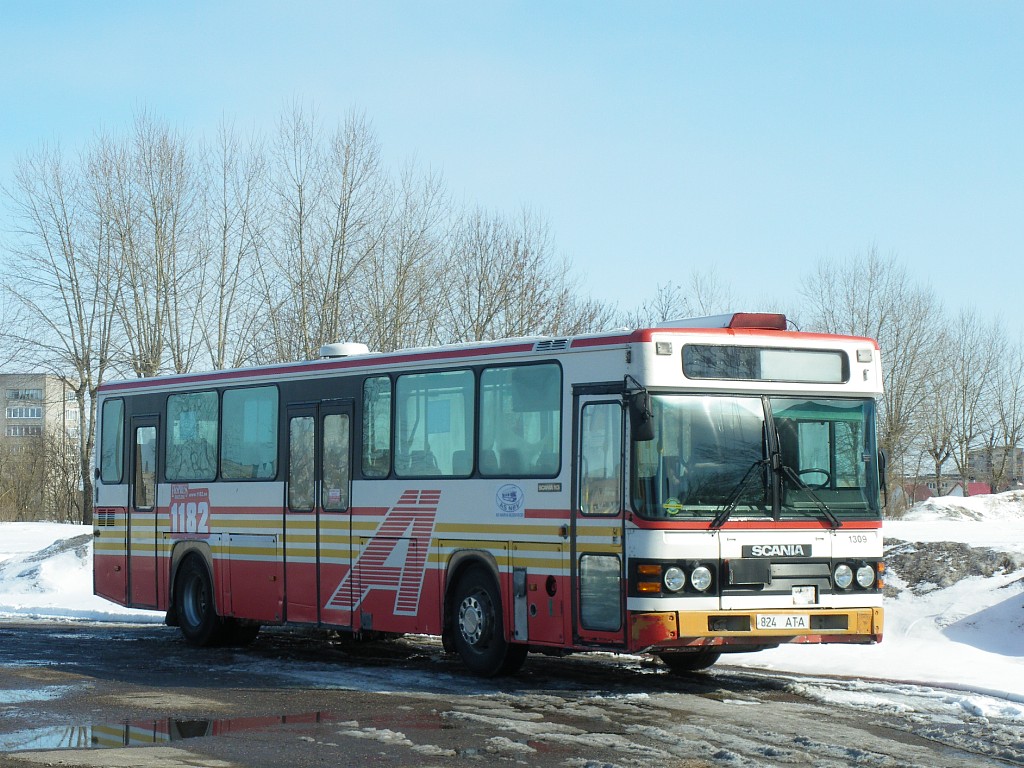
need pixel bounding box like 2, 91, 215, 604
571, 395, 627, 646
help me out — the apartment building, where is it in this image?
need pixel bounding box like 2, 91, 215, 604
1, 373, 79, 441
1, 373, 82, 521
967, 445, 1024, 491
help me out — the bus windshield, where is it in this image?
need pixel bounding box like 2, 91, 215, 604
631, 395, 881, 522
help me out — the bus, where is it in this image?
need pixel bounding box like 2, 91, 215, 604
93, 312, 885, 676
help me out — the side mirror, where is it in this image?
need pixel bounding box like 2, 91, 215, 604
629, 391, 655, 442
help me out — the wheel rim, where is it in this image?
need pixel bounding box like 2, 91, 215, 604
458, 592, 489, 647
182, 573, 207, 629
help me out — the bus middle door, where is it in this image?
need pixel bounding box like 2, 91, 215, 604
316, 400, 355, 628
284, 401, 355, 627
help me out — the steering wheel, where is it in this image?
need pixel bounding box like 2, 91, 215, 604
797, 467, 832, 490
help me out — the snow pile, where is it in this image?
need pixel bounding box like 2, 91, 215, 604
0, 523, 162, 623
902, 489, 1024, 522
742, 493, 1024, 701
1, 494, 1022, 702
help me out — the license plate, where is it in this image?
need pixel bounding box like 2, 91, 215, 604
756, 613, 810, 630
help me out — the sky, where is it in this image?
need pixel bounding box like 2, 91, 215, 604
1, 2, 1022, 329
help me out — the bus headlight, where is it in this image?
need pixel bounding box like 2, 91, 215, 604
833, 564, 853, 590
690, 566, 713, 592
663, 566, 686, 592
856, 564, 876, 589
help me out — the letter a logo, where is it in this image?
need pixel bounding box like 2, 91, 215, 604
324, 489, 441, 615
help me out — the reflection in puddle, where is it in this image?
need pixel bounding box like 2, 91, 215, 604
0, 686, 77, 705
0, 712, 334, 752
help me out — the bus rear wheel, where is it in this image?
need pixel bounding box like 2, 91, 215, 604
174, 555, 226, 647
452, 566, 526, 677
659, 650, 721, 674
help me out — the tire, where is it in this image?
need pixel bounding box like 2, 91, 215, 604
659, 650, 721, 674
451, 566, 527, 677
222, 618, 261, 647
169, 719, 213, 740
174, 555, 226, 646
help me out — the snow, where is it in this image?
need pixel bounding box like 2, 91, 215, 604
1, 494, 1022, 714
737, 495, 1024, 704
0, 523, 163, 623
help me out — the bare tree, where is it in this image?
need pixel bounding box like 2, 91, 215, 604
1, 142, 123, 523
0, 435, 47, 522
258, 105, 384, 361
800, 248, 945, 507
947, 309, 1002, 494
43, 425, 83, 522
316, 111, 386, 347
359, 164, 449, 351
440, 208, 506, 342
919, 358, 956, 495
543, 278, 617, 337
977, 329, 1024, 492
196, 120, 269, 369
443, 207, 611, 343
100, 113, 202, 376
966, 325, 1024, 493
620, 267, 737, 328
260, 101, 324, 362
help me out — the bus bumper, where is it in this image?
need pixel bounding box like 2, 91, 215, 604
629, 607, 884, 653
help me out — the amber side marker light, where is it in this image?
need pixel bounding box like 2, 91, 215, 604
637, 563, 662, 593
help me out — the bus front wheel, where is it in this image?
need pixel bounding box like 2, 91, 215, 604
659, 650, 721, 674
452, 566, 526, 677
174, 555, 226, 647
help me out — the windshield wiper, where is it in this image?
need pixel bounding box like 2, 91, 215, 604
777, 463, 843, 529
710, 459, 769, 529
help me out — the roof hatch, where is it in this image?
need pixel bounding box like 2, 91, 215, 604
657, 312, 788, 331
319, 342, 370, 359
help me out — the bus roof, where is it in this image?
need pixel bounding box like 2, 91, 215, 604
96, 317, 879, 395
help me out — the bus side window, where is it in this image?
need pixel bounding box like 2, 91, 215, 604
288, 416, 315, 511
166, 391, 218, 481
221, 386, 278, 480
100, 399, 125, 484
580, 402, 622, 516
134, 426, 157, 509
362, 376, 392, 478
395, 370, 474, 478
323, 413, 350, 511
479, 363, 561, 477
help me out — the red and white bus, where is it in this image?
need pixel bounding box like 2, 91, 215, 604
93, 312, 884, 676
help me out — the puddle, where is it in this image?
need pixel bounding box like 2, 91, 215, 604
0, 686, 78, 705
0, 712, 337, 752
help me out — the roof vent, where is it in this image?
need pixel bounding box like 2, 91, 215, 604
534, 339, 569, 352
319, 342, 370, 359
